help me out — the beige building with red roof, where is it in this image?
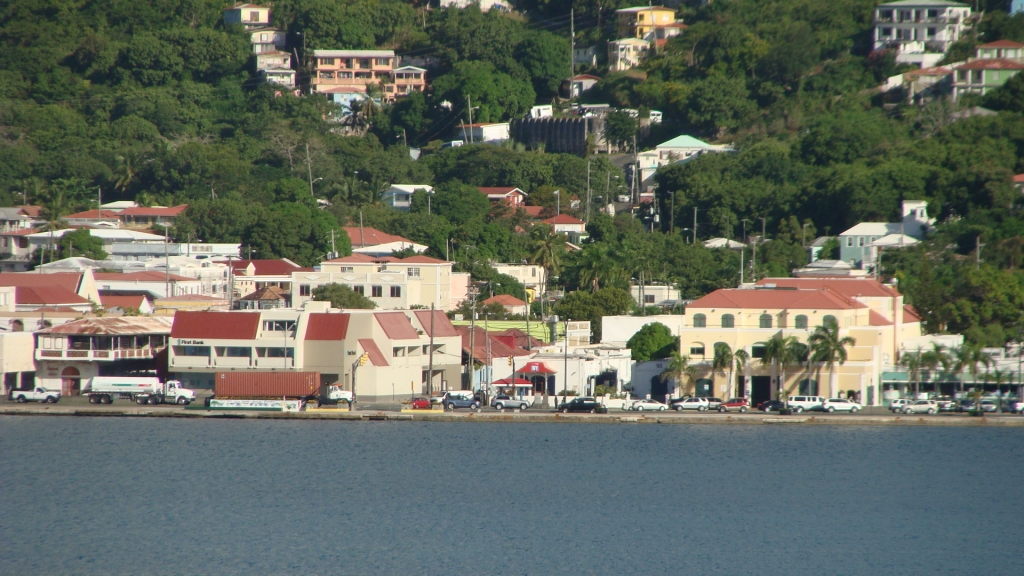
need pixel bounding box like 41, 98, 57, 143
602, 277, 958, 406
316, 254, 453, 311
167, 304, 462, 401
483, 294, 528, 316
345, 226, 427, 257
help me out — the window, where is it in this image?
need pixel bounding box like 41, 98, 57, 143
340, 266, 354, 272
249, 10, 260, 21
374, 58, 390, 66
299, 285, 311, 296
408, 267, 420, 277
175, 345, 210, 357
319, 58, 335, 66
353, 285, 365, 295
759, 314, 773, 329
392, 346, 406, 357
371, 285, 383, 298
882, 27, 892, 36
215, 347, 251, 358
532, 268, 537, 277
927, 27, 936, 37
390, 286, 401, 297
822, 315, 838, 328
263, 320, 295, 332
795, 315, 808, 329
692, 313, 707, 328
721, 314, 734, 328
644, 295, 655, 304
752, 344, 766, 359
927, 9, 938, 18
359, 59, 371, 69
256, 347, 293, 358
690, 344, 705, 356
846, 237, 853, 247
858, 237, 865, 247
880, 9, 893, 20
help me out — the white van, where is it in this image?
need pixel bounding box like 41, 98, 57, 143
787, 396, 825, 413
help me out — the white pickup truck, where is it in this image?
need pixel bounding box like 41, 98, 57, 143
8, 387, 61, 404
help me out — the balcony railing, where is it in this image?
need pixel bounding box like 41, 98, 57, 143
36, 348, 162, 361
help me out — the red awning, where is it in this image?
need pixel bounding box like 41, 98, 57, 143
493, 377, 533, 385
517, 362, 556, 375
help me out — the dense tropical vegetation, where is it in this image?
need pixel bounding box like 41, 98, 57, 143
2, 1, 1024, 344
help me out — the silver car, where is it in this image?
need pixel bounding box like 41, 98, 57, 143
672, 397, 709, 412
902, 399, 938, 415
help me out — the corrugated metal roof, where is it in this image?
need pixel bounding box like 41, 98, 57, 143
305, 313, 350, 341
40, 316, 172, 335
171, 311, 260, 339
358, 338, 389, 366
414, 310, 458, 337
374, 312, 420, 340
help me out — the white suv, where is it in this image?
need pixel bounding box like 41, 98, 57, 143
787, 396, 825, 413
822, 398, 862, 413
902, 399, 938, 415
673, 397, 709, 412
889, 399, 912, 412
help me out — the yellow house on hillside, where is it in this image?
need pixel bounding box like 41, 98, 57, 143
616, 6, 678, 40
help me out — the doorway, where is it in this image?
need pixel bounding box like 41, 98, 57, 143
61, 367, 81, 396
751, 376, 772, 406
651, 376, 668, 403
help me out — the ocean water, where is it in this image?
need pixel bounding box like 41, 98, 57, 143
0, 417, 1021, 575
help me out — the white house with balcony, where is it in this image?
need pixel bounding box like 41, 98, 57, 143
874, 0, 972, 67
381, 184, 433, 211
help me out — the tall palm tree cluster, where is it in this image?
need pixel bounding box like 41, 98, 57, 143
899, 342, 1005, 398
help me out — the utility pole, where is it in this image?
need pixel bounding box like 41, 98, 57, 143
358, 211, 364, 247
227, 255, 235, 309
632, 133, 638, 203
163, 225, 170, 299
427, 303, 435, 397
305, 142, 315, 198
976, 236, 983, 270
693, 207, 698, 242
740, 247, 745, 286
329, 229, 337, 259
562, 317, 569, 406
467, 95, 474, 144
670, 191, 675, 233
569, 8, 575, 106
468, 285, 477, 392
585, 161, 592, 225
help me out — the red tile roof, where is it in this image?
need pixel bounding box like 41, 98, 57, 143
455, 326, 530, 359
542, 214, 586, 225
521, 206, 545, 218
325, 254, 447, 265
978, 40, 1024, 49
0, 272, 82, 293
305, 313, 350, 340
15, 286, 89, 306
414, 310, 459, 337
955, 58, 1024, 70
478, 187, 525, 197
493, 377, 533, 385
344, 226, 413, 247
117, 205, 188, 217
518, 361, 557, 374
483, 294, 526, 307
689, 288, 866, 310
0, 228, 39, 236
1014, 174, 1024, 184
755, 278, 900, 298
99, 294, 148, 310
226, 259, 310, 276
358, 338, 389, 366
64, 209, 121, 219
170, 311, 261, 339
903, 305, 922, 323
868, 310, 893, 326
374, 312, 420, 340
95, 271, 194, 282
239, 286, 288, 301
17, 206, 41, 217
494, 328, 545, 349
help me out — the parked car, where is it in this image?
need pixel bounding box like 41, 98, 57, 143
787, 396, 825, 413
937, 400, 957, 412
956, 399, 976, 413
443, 392, 480, 410
409, 397, 432, 410
890, 399, 912, 413
717, 398, 750, 413
672, 397, 709, 412
557, 397, 607, 413
822, 398, 863, 413
628, 399, 667, 411
901, 399, 938, 415
1009, 400, 1024, 414
979, 399, 999, 413
758, 400, 785, 413
704, 397, 723, 409
491, 395, 529, 411
8, 387, 60, 404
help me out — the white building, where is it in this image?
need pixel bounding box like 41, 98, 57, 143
631, 284, 679, 307
224, 3, 271, 29
380, 184, 433, 211
839, 200, 934, 269
492, 263, 547, 296
608, 38, 649, 71
873, 0, 972, 66
459, 123, 510, 145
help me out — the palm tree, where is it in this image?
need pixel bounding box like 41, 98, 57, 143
529, 224, 567, 279
733, 348, 750, 398
662, 349, 698, 397
954, 343, 991, 396
808, 320, 857, 398
899, 349, 923, 399
786, 339, 809, 396
921, 343, 949, 396
712, 343, 733, 399
761, 334, 798, 405
37, 185, 69, 266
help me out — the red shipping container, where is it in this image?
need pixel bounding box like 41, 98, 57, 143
215, 372, 321, 398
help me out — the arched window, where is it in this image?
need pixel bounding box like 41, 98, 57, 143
822, 315, 837, 328
692, 313, 706, 328
11, 319, 23, 332
795, 315, 808, 329
759, 314, 773, 329
721, 314, 735, 328
689, 342, 706, 357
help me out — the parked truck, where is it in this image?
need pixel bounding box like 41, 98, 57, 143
210, 372, 353, 409
8, 386, 61, 404
83, 377, 196, 405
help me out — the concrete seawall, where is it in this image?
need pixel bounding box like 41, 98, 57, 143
4, 405, 1024, 427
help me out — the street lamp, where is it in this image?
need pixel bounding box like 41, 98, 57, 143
553, 190, 561, 216
680, 228, 694, 244
310, 177, 323, 198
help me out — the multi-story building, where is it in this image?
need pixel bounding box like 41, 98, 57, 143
167, 304, 462, 401
608, 38, 649, 72
34, 317, 172, 395
380, 184, 433, 211
952, 58, 1024, 98
873, 0, 972, 65
310, 50, 426, 101
477, 187, 527, 208
492, 263, 547, 296
223, 3, 271, 29
316, 254, 453, 311
346, 227, 427, 257
839, 200, 935, 269
616, 6, 679, 40
976, 39, 1024, 61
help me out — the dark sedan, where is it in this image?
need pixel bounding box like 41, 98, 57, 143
557, 397, 608, 414
758, 400, 785, 413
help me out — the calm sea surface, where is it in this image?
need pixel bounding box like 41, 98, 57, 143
1, 416, 1021, 575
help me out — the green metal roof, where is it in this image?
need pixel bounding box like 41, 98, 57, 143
656, 135, 712, 149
